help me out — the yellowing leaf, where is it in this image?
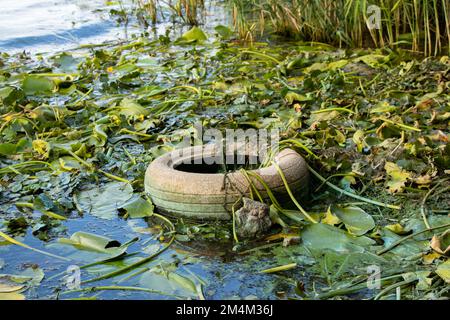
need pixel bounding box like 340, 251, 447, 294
385, 223, 410, 235
32, 139, 50, 160
321, 206, 341, 225
436, 259, 450, 283
384, 162, 411, 193
422, 252, 441, 265
0, 292, 25, 300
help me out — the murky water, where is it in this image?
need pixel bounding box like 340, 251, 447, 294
0, 0, 287, 300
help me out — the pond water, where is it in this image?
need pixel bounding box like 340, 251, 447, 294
0, 0, 230, 54
0, 0, 296, 300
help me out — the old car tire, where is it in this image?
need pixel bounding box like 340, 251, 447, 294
144, 146, 309, 220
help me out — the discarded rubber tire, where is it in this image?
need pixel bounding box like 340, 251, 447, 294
144, 146, 309, 220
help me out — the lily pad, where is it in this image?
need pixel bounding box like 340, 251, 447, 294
22, 76, 55, 94
120, 196, 154, 219
435, 259, 450, 283
331, 205, 375, 236
178, 26, 208, 43
58, 231, 136, 258
301, 223, 375, 253
75, 182, 133, 220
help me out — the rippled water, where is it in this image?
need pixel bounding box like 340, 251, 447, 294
0, 0, 230, 54
0, 0, 131, 53
0, 1, 284, 300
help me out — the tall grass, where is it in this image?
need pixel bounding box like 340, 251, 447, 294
231, 0, 450, 55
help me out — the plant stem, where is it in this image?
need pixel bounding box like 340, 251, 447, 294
377, 223, 450, 255
307, 165, 401, 210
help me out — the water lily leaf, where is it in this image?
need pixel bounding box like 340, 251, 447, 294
32, 139, 51, 159
178, 26, 208, 43
120, 196, 154, 219
0, 292, 25, 300
435, 259, 450, 283
59, 231, 137, 258
423, 251, 442, 265
139, 268, 198, 298
370, 101, 397, 113
355, 54, 389, 68
384, 162, 411, 193
117, 98, 150, 117
0, 143, 17, 156
327, 59, 349, 70
385, 223, 410, 235
0, 276, 24, 293
284, 92, 311, 105
22, 76, 55, 94
51, 156, 83, 171
321, 206, 341, 225
90, 124, 108, 147
430, 230, 450, 256
75, 182, 133, 220
301, 223, 375, 253
0, 87, 14, 99
214, 25, 233, 39
381, 229, 428, 257
331, 205, 375, 236
52, 53, 79, 73
402, 271, 432, 290
19, 266, 44, 286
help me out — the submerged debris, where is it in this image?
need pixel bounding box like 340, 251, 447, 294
235, 198, 272, 239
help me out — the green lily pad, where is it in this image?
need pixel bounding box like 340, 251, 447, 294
301, 223, 375, 253
58, 231, 137, 258
22, 76, 55, 94
120, 196, 154, 219
178, 26, 208, 43
436, 259, 450, 283
331, 205, 375, 236
75, 182, 134, 220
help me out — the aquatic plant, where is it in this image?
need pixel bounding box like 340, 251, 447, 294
230, 0, 450, 55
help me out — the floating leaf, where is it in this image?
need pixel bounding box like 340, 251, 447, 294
301, 223, 375, 253
178, 26, 208, 43
120, 196, 154, 219
58, 231, 137, 258
0, 277, 24, 293
331, 205, 375, 236
435, 259, 450, 283
385, 223, 410, 235
321, 206, 341, 225
384, 162, 411, 193
139, 267, 198, 299
402, 271, 432, 290
0, 143, 17, 156
22, 76, 55, 94
0, 292, 25, 300
370, 101, 397, 113
117, 98, 150, 117
214, 25, 233, 39
75, 182, 133, 220
32, 139, 50, 159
